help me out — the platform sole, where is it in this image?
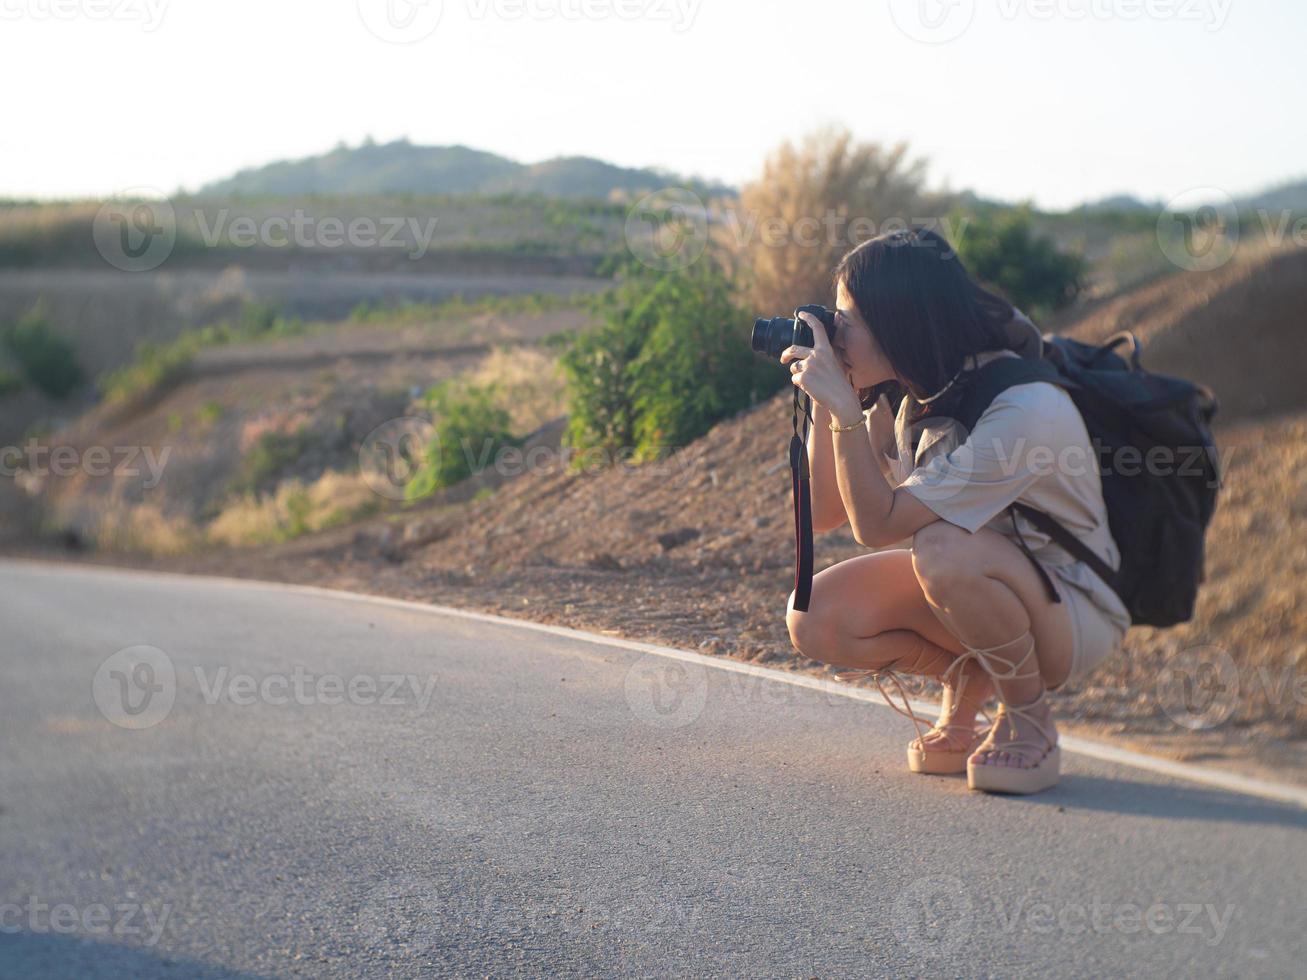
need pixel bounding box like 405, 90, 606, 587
967, 745, 1061, 795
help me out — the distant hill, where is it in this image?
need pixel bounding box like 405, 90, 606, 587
1075, 193, 1165, 213
1236, 176, 1307, 213
197, 139, 733, 200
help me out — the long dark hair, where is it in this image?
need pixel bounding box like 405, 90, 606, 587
834, 226, 1015, 421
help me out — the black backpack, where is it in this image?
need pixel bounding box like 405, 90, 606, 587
911, 331, 1222, 628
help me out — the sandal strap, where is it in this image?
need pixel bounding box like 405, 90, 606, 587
834, 666, 930, 744
988, 690, 1059, 757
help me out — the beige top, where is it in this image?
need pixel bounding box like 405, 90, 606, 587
883, 348, 1131, 633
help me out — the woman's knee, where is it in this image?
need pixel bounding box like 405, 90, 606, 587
911, 520, 981, 594
785, 591, 837, 662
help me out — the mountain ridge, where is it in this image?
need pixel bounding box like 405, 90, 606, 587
197, 138, 734, 200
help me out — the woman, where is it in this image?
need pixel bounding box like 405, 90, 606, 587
781, 226, 1130, 795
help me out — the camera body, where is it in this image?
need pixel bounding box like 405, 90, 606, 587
751, 304, 836, 361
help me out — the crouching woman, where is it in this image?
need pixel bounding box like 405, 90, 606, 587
782, 226, 1130, 795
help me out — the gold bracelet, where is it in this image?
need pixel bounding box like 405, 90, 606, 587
828, 412, 866, 433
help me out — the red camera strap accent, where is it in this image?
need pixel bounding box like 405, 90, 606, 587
790, 392, 815, 612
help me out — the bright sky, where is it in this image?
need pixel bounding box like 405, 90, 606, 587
2, 0, 1303, 208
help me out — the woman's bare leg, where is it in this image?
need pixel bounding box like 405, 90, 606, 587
785, 549, 993, 749
910, 520, 1076, 769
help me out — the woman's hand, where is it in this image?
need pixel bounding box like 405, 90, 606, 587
780, 312, 865, 426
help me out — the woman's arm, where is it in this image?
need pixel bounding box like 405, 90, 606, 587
785, 319, 940, 548
808, 395, 897, 533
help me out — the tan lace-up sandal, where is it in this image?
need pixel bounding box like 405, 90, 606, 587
905, 652, 992, 776
833, 664, 988, 775
957, 629, 1061, 795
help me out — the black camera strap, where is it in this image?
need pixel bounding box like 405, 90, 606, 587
789, 389, 815, 612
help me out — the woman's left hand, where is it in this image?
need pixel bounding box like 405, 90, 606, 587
780, 312, 865, 424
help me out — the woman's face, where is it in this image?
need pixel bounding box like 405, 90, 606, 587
833, 278, 897, 391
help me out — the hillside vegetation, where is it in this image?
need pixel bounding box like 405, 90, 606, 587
197, 138, 733, 200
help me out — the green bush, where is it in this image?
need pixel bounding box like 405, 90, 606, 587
953, 205, 1087, 317
405, 380, 522, 499
2, 302, 85, 399
231, 427, 316, 498
559, 258, 783, 465
100, 301, 303, 406
0, 369, 21, 398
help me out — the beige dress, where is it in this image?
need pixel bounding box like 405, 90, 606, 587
882, 347, 1131, 689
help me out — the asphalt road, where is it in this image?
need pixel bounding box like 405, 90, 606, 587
1, 561, 1303, 978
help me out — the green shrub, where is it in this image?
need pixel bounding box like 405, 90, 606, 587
953, 205, 1087, 316
100, 334, 199, 405
559, 258, 783, 465
231, 427, 316, 498
405, 380, 522, 499
2, 302, 84, 399
0, 369, 21, 398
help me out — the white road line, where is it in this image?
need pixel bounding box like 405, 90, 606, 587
11, 559, 1307, 810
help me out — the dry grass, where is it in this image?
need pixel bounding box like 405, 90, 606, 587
725, 127, 943, 314
466, 344, 566, 435
206, 472, 380, 548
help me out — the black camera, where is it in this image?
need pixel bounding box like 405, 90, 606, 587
751, 304, 836, 361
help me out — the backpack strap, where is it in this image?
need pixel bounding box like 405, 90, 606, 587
1009, 502, 1122, 600
937, 355, 1122, 603
946, 355, 1074, 432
